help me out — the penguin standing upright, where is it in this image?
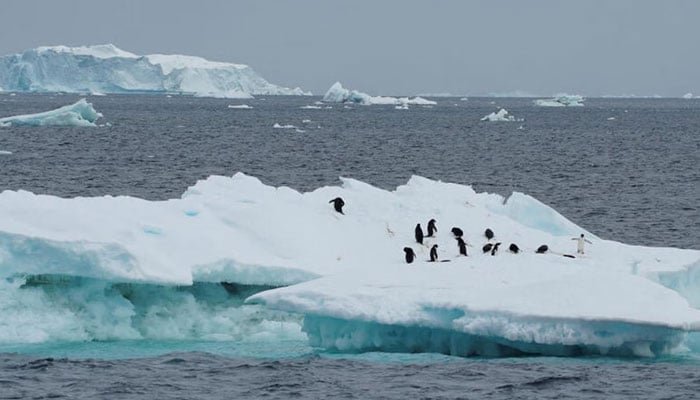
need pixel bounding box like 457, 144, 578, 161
429, 244, 439, 262
329, 197, 345, 214
403, 247, 416, 264
457, 237, 468, 256
427, 219, 437, 237
490, 242, 502, 256
415, 224, 424, 245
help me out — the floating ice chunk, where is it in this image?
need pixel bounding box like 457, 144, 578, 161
2, 173, 700, 355
300, 105, 323, 109
395, 104, 409, 110
0, 99, 102, 127
273, 123, 296, 129
460, 97, 468, 101
302, 119, 312, 123
480, 108, 520, 122
322, 82, 437, 106
227, 104, 253, 109
535, 94, 585, 107
607, 117, 616, 121
0, 150, 11, 155
683, 93, 694, 99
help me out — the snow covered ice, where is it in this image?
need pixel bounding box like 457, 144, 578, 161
0, 99, 102, 127
0, 44, 309, 98
534, 94, 585, 107
1, 174, 700, 357
481, 108, 520, 122
322, 82, 436, 106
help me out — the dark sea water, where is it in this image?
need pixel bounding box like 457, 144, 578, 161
1, 93, 699, 399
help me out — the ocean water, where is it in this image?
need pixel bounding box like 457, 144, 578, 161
1, 93, 699, 399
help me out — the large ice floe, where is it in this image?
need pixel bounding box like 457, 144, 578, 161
0, 44, 309, 98
322, 82, 436, 106
1, 173, 700, 357
534, 94, 585, 107
0, 99, 102, 127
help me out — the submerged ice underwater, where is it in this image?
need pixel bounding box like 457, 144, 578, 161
1, 172, 700, 359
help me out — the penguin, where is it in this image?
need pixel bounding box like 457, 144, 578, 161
485, 228, 494, 241
403, 247, 416, 264
329, 197, 345, 214
536, 245, 549, 254
427, 219, 437, 237
563, 254, 576, 259
490, 242, 502, 256
482, 243, 493, 253
415, 224, 424, 245
509, 243, 520, 254
451, 227, 464, 238
457, 237, 467, 256
429, 244, 439, 262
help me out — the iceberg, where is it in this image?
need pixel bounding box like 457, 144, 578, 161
227, 104, 253, 109
0, 99, 102, 127
322, 82, 437, 106
534, 94, 585, 107
1, 174, 699, 356
683, 93, 694, 99
481, 108, 520, 122
0, 44, 309, 98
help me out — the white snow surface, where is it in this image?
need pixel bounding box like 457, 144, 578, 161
1, 174, 700, 355
481, 108, 520, 122
535, 94, 585, 107
0, 44, 309, 98
322, 82, 437, 106
0, 99, 102, 127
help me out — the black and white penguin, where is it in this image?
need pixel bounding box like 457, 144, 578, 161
490, 242, 502, 256
415, 224, 424, 245
451, 227, 464, 238
457, 237, 468, 256
403, 247, 416, 264
482, 243, 493, 253
485, 228, 494, 241
509, 243, 520, 254
536, 245, 549, 254
329, 197, 345, 214
429, 244, 439, 262
427, 219, 437, 237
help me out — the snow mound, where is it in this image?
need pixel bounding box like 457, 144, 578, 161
0, 44, 309, 98
1, 174, 700, 356
535, 94, 585, 107
322, 82, 437, 106
0, 99, 102, 127
481, 108, 520, 122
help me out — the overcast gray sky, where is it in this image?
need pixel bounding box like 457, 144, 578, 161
1, 0, 698, 96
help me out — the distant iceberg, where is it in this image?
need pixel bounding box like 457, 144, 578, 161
227, 104, 253, 109
534, 94, 585, 107
0, 44, 310, 98
0, 99, 102, 127
683, 93, 694, 99
481, 108, 520, 122
322, 82, 436, 106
